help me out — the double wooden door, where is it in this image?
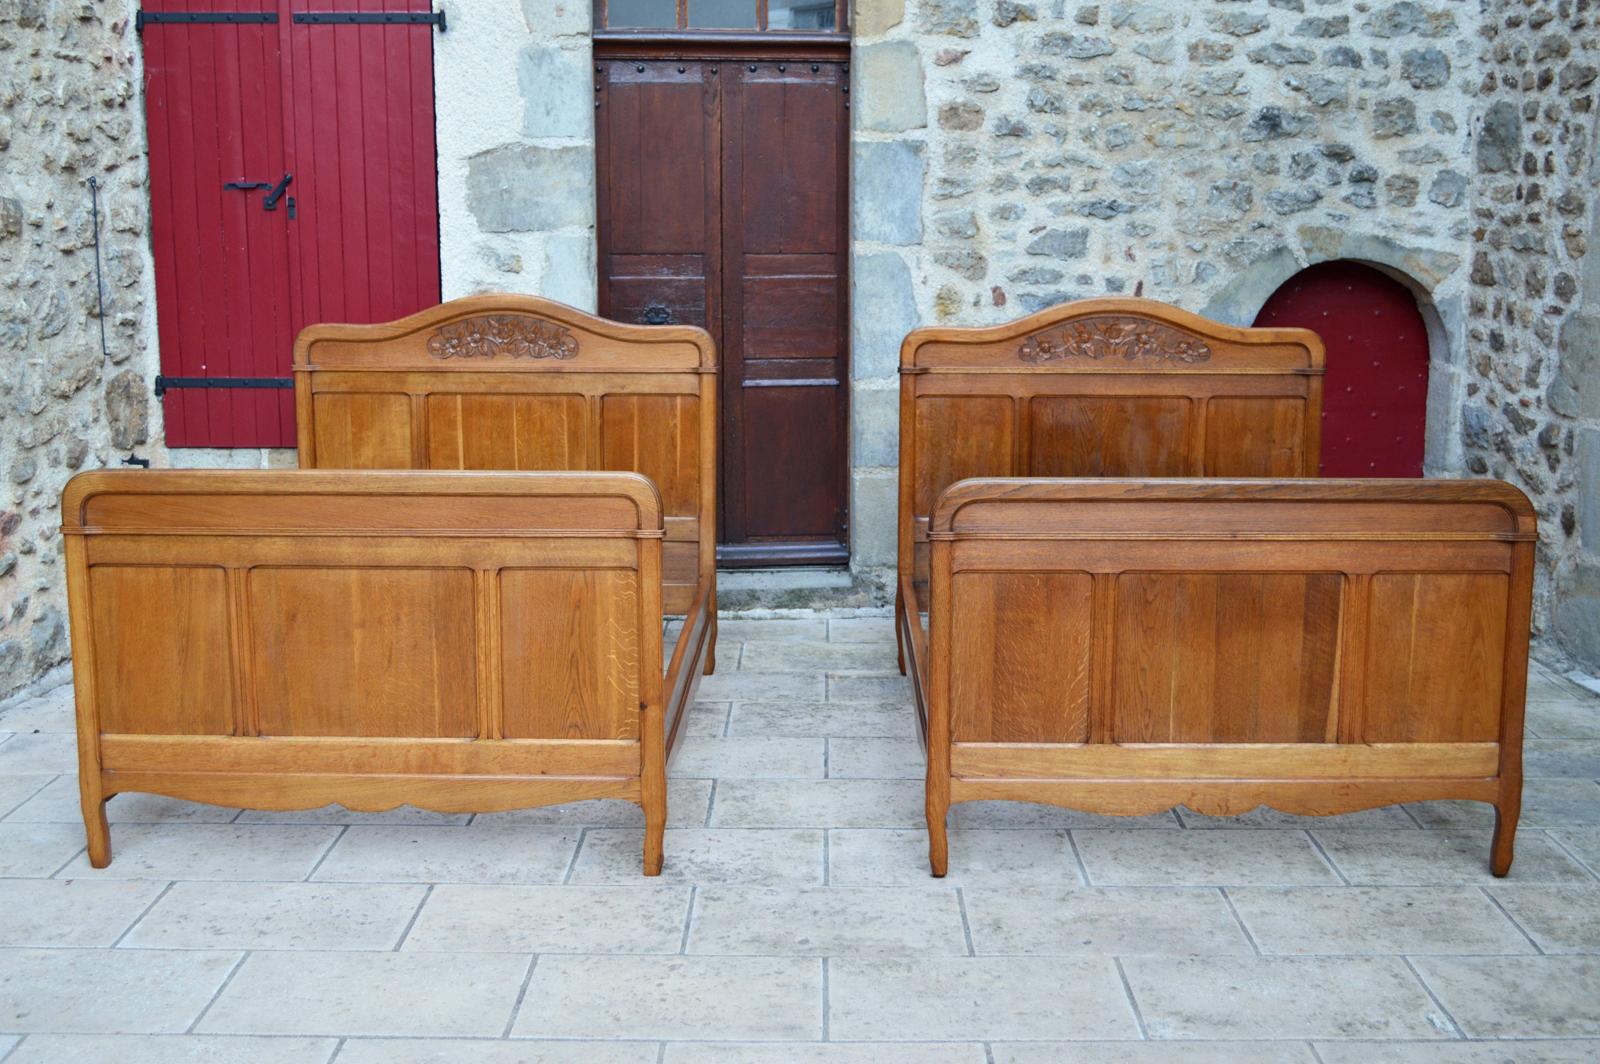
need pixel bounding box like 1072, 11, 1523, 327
597, 52, 849, 566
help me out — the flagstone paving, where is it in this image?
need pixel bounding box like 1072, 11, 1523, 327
1, 610, 1598, 1062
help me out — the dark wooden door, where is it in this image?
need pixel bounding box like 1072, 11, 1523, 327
597, 52, 849, 567
1253, 261, 1430, 477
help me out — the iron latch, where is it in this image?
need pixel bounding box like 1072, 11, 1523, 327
293, 10, 447, 31
154, 376, 294, 397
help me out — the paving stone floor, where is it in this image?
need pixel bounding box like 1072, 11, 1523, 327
1, 611, 1599, 1062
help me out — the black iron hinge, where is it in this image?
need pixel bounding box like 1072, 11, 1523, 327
135, 11, 279, 32
154, 376, 294, 397
293, 10, 446, 31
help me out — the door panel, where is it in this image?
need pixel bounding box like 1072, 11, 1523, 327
596, 52, 849, 565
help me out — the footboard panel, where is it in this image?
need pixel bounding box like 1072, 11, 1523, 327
63, 469, 675, 873
923, 479, 1535, 876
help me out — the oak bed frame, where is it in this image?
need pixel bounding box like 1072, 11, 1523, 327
921, 479, 1534, 877
64, 470, 694, 875
293, 293, 717, 629
895, 297, 1324, 698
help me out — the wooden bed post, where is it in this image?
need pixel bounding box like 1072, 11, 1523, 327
1494, 533, 1537, 876
926, 533, 953, 877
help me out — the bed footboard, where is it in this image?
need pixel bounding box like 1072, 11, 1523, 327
62, 469, 702, 876
921, 478, 1536, 878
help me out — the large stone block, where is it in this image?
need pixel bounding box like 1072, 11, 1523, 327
851, 470, 898, 567
466, 144, 595, 233
519, 44, 592, 140
851, 250, 919, 381
540, 231, 597, 311
853, 140, 925, 246
1550, 311, 1600, 420
1476, 100, 1521, 173
850, 384, 899, 468
1554, 559, 1600, 673
855, 41, 926, 133
1580, 428, 1600, 555
854, 0, 905, 36
523, 0, 590, 36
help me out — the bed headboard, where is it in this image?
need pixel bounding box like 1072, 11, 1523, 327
294, 294, 717, 614
897, 297, 1324, 594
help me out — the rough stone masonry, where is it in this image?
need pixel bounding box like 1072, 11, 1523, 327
2, 0, 1600, 700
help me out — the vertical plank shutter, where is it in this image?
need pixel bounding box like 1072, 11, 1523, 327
141, 1, 442, 448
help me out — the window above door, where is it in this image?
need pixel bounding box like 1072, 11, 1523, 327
596, 0, 847, 33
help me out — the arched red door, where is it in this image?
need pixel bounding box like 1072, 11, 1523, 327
1253, 261, 1430, 477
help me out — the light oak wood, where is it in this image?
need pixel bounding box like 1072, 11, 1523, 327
896, 297, 1324, 638
62, 469, 706, 875
294, 293, 718, 622
914, 477, 1535, 877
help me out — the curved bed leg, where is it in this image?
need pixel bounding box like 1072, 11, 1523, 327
704, 612, 717, 675
82, 790, 111, 869
643, 804, 665, 877
927, 785, 949, 877
1491, 798, 1519, 877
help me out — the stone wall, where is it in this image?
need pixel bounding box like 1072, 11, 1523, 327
0, 2, 156, 699
1463, 0, 1600, 669
435, 0, 597, 309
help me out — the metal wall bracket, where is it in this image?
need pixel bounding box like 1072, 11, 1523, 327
293, 10, 446, 31
154, 376, 294, 397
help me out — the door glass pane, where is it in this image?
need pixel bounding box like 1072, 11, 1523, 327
606, 0, 678, 28
687, 0, 758, 28
768, 0, 838, 30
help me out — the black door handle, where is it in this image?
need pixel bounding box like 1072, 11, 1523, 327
223, 173, 293, 212
262, 173, 293, 211
642, 304, 673, 325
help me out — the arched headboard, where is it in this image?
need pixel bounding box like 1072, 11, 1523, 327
294, 294, 717, 615
897, 297, 1324, 601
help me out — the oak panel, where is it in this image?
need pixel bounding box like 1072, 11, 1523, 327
1029, 396, 1191, 477
1206, 397, 1306, 477
249, 567, 478, 739
426, 393, 589, 471
1112, 572, 1342, 743
311, 393, 412, 468
500, 568, 642, 741
89, 566, 234, 736
914, 395, 1014, 516
1363, 572, 1509, 743
602, 393, 700, 519
951, 571, 1092, 743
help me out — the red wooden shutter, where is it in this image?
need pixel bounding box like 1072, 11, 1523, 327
141, 0, 441, 448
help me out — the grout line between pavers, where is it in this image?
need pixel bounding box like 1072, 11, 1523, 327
983, 1042, 997, 1064
1112, 957, 1150, 1039
1302, 830, 1350, 885
0, 772, 57, 821
1543, 827, 1600, 881
1402, 953, 1467, 1039
562, 829, 588, 885
1476, 884, 1546, 954
703, 780, 718, 828
1306, 1040, 1329, 1064
111, 879, 176, 948
1065, 829, 1093, 885
822, 827, 830, 886
47, 842, 88, 879
1217, 886, 1264, 956
501, 954, 540, 1039
656, 1040, 668, 1064
302, 825, 350, 883
327, 1037, 346, 1063
0, 1035, 21, 1064
186, 948, 250, 1034
678, 884, 698, 955
956, 886, 976, 957
393, 883, 434, 951
820, 955, 830, 1042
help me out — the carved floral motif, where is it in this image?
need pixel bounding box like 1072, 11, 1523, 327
1018, 316, 1212, 365
427, 315, 579, 361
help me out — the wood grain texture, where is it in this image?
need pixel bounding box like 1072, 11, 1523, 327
909, 477, 1535, 878
950, 571, 1092, 743
295, 292, 718, 617
1028, 396, 1192, 477
1112, 572, 1342, 743
61, 469, 707, 876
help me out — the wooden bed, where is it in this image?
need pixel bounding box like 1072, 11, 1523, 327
895, 297, 1325, 705
922, 479, 1534, 876
63, 470, 694, 876
294, 293, 717, 629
